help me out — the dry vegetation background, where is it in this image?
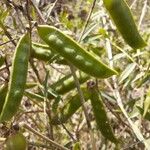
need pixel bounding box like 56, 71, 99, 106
0, 0, 150, 149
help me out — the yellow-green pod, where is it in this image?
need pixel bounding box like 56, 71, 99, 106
0, 33, 30, 122
47, 71, 90, 99
36, 71, 89, 100
5, 132, 27, 150
103, 0, 147, 49
37, 25, 117, 78
88, 81, 118, 143
31, 42, 67, 65
31, 42, 56, 61
51, 88, 89, 125
25, 72, 89, 102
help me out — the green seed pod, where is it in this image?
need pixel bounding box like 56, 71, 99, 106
103, 0, 147, 49
47, 71, 90, 99
5, 132, 27, 150
31, 42, 67, 65
51, 88, 90, 125
0, 33, 30, 122
37, 25, 118, 78
31, 42, 56, 61
0, 83, 38, 115
24, 72, 89, 103
88, 81, 118, 143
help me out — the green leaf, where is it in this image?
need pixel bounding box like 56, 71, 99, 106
119, 63, 136, 84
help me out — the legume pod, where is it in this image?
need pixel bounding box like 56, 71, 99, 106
0, 33, 30, 122
51, 88, 90, 125
47, 71, 90, 99
24, 72, 89, 102
88, 81, 118, 143
37, 25, 118, 78
31, 42, 55, 61
103, 0, 147, 49
0, 83, 38, 116
24, 73, 89, 105
31, 42, 67, 65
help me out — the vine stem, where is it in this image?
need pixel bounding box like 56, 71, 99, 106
69, 64, 96, 150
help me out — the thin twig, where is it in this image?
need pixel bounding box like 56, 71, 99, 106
104, 100, 131, 129
69, 63, 97, 150
26, 0, 43, 86
30, 0, 46, 23
4, 56, 10, 77
49, 63, 66, 75
29, 59, 42, 84
20, 123, 69, 150
23, 110, 43, 114
46, 0, 59, 22
130, 0, 138, 9
78, 0, 97, 41
43, 70, 54, 141
69, 64, 91, 129
61, 123, 77, 142
0, 20, 17, 77
138, 0, 147, 29
123, 138, 147, 150
15, 9, 26, 32
0, 38, 18, 46
29, 141, 53, 149
0, 20, 16, 46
